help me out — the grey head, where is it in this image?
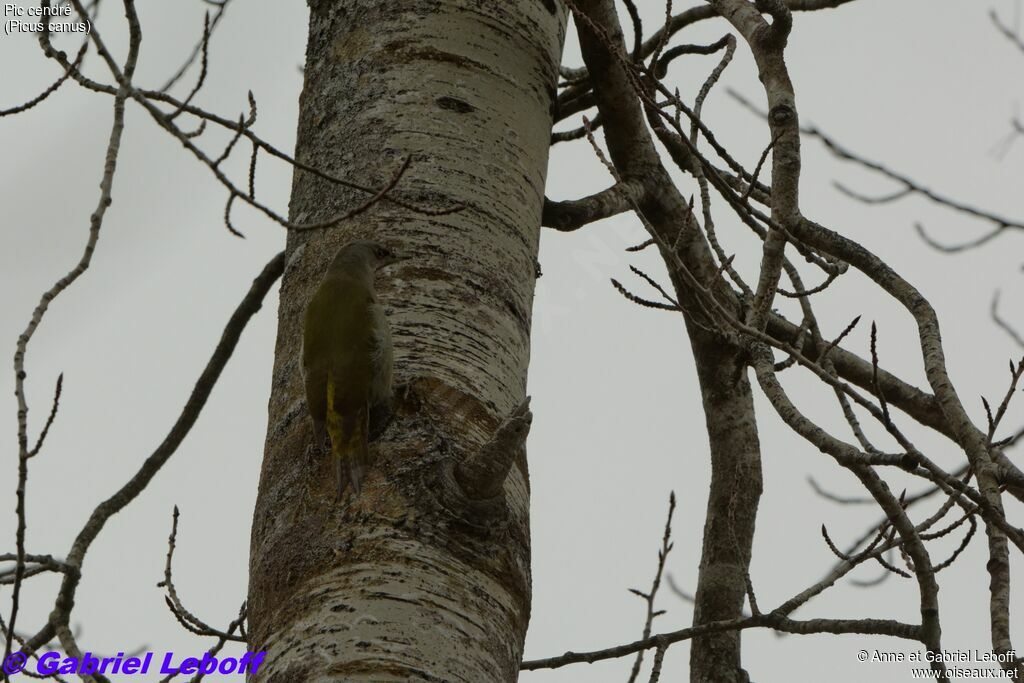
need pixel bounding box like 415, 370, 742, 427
328, 240, 407, 275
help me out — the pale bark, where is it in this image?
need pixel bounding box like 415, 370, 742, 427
247, 2, 566, 681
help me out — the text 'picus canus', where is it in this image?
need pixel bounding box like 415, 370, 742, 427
302, 241, 405, 498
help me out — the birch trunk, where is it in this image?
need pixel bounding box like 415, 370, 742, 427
247, 2, 566, 681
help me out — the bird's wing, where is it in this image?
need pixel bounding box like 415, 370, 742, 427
305, 275, 376, 496
304, 276, 376, 376
326, 375, 370, 497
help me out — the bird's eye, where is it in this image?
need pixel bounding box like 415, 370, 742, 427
375, 247, 388, 258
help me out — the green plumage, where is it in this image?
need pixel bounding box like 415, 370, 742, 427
302, 241, 403, 498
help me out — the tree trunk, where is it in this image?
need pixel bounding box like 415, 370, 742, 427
247, 2, 565, 681
686, 330, 762, 683
570, 2, 765, 679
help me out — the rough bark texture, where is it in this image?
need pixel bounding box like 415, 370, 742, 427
571, 2, 765, 680
686, 331, 762, 683
247, 2, 565, 681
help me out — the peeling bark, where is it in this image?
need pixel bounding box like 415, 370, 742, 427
247, 2, 565, 681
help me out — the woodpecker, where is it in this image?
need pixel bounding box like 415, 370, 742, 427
302, 240, 405, 498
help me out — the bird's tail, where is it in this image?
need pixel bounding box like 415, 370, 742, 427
333, 418, 368, 498
326, 381, 370, 499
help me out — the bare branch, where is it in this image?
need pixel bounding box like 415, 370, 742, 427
626, 493, 675, 683
20, 251, 284, 656
542, 180, 645, 231
158, 507, 245, 643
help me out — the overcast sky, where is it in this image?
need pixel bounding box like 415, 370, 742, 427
2, 1, 1023, 682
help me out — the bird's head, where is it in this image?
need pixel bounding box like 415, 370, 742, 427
330, 240, 408, 273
